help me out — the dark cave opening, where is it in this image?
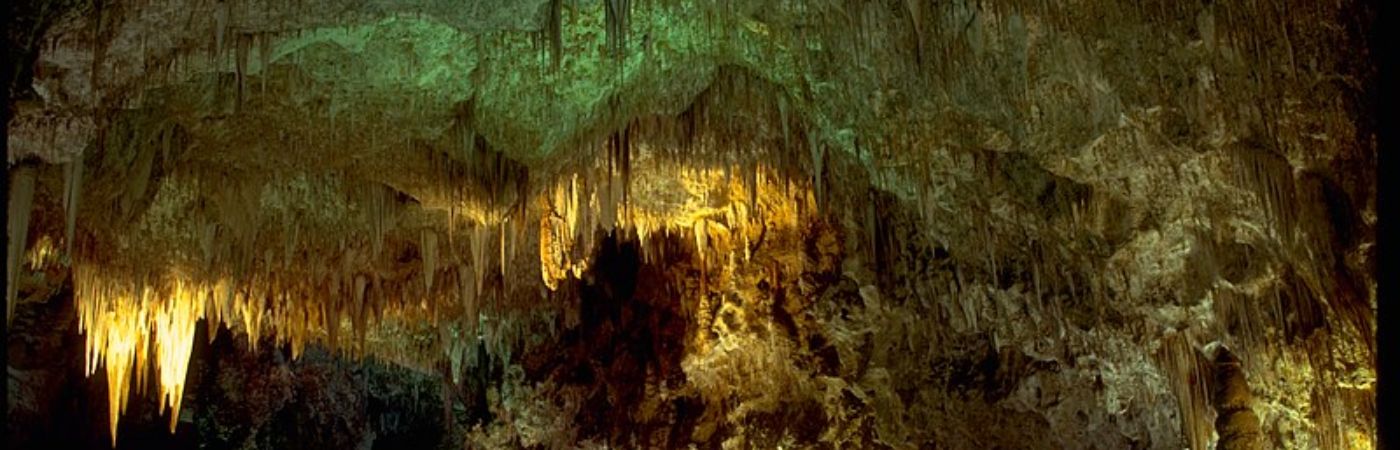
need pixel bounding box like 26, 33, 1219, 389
520, 230, 699, 447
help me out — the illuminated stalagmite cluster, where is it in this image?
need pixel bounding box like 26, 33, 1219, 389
4, 0, 1377, 448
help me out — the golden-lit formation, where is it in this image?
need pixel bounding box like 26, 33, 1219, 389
75, 268, 208, 445
56, 140, 1376, 449
538, 152, 809, 291
538, 173, 591, 290
68, 145, 818, 445
25, 235, 60, 270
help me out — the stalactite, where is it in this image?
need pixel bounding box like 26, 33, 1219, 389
1030, 242, 1045, 325
369, 187, 390, 259
547, 0, 563, 69
423, 229, 438, 294
904, 0, 925, 66
281, 222, 297, 271
1229, 144, 1298, 241
63, 159, 83, 255
609, 124, 633, 209
213, 1, 228, 61
498, 222, 507, 280
462, 270, 478, 339
74, 270, 215, 444
864, 194, 877, 264
258, 32, 271, 95
694, 218, 708, 264
235, 32, 251, 108
604, 0, 630, 59
600, 166, 618, 232
8, 166, 37, 326
327, 281, 341, 351
810, 137, 824, 207
353, 276, 370, 356
954, 265, 977, 332
152, 281, 204, 432
470, 225, 489, 296
1158, 332, 1214, 450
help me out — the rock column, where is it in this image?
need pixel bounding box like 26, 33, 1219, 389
1212, 348, 1262, 450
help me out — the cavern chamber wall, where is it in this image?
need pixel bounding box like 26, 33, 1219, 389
5, 0, 1377, 448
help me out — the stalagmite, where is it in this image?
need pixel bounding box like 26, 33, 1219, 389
1210, 346, 1262, 450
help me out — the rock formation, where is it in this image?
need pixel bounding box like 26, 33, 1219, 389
4, 0, 1377, 448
